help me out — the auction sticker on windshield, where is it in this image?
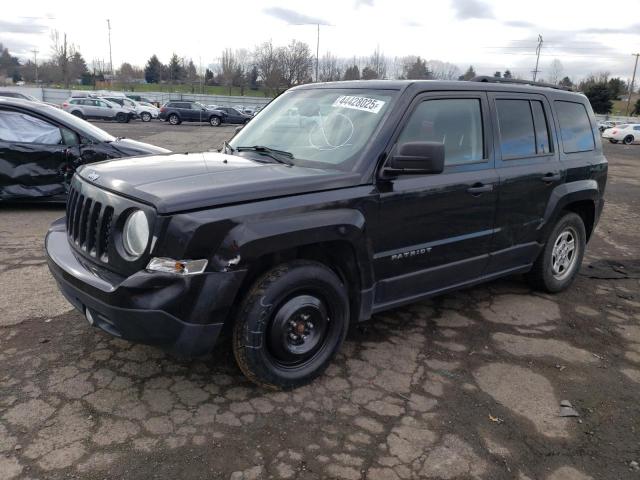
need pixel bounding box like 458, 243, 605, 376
332, 95, 385, 114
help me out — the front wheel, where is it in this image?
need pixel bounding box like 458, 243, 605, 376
609, 139, 618, 144
623, 135, 634, 145
526, 212, 586, 293
141, 112, 152, 122
209, 116, 221, 127
233, 261, 349, 390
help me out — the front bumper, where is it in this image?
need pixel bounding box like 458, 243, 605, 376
45, 218, 246, 356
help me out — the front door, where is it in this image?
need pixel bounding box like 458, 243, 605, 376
0, 108, 77, 199
372, 92, 498, 310
485, 93, 563, 274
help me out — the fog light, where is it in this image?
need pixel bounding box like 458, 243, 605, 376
146, 257, 208, 275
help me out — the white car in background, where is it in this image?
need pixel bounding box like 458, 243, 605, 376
134, 101, 160, 122
602, 124, 640, 144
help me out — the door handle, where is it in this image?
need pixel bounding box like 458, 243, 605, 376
541, 172, 561, 183
466, 183, 493, 195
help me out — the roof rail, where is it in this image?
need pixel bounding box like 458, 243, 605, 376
470, 76, 572, 91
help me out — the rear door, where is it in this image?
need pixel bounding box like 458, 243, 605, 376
486, 92, 563, 274
372, 92, 499, 309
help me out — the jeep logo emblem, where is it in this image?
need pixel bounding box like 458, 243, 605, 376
86, 171, 100, 182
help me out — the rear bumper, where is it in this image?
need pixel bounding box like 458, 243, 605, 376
45, 218, 246, 356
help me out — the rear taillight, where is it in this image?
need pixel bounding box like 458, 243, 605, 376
160, 107, 166, 112
62, 102, 68, 107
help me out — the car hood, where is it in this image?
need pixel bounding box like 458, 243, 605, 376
77, 151, 361, 214
107, 138, 170, 156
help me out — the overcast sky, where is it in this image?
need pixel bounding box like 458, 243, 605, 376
2, 0, 639, 81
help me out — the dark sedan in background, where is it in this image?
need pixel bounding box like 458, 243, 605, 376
0, 98, 169, 202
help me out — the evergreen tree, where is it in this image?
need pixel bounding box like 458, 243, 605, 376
144, 54, 162, 83
584, 83, 613, 114
343, 65, 360, 80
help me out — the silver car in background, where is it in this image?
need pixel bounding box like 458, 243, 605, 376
60, 97, 133, 122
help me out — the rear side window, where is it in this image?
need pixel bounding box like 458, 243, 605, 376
554, 101, 595, 153
496, 99, 536, 158
397, 98, 484, 166
531, 101, 551, 154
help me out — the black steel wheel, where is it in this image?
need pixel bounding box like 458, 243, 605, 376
623, 135, 634, 145
233, 260, 349, 390
71, 110, 84, 119
116, 112, 127, 123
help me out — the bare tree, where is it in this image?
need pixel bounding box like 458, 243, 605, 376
50, 30, 76, 88
319, 52, 341, 82
220, 48, 237, 95
254, 41, 282, 96
368, 46, 387, 79
427, 60, 461, 80
547, 59, 563, 85
280, 40, 313, 88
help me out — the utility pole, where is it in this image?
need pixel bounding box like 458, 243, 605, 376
106, 19, 113, 77
31, 49, 39, 84
316, 23, 320, 82
625, 53, 639, 116
532, 34, 543, 82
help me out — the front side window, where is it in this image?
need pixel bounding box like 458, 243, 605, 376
555, 101, 595, 153
230, 88, 396, 170
397, 98, 484, 166
0, 110, 63, 144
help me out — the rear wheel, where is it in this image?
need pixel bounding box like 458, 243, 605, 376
71, 110, 84, 119
115, 112, 127, 123
168, 113, 180, 125
209, 116, 221, 127
623, 135, 634, 145
141, 112, 152, 122
526, 212, 586, 293
609, 139, 618, 144
233, 261, 349, 390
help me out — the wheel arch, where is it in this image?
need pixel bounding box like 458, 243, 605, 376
541, 180, 599, 242
216, 209, 374, 324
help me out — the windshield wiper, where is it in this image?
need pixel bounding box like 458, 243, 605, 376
236, 145, 294, 165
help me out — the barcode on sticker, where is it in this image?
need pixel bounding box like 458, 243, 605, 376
332, 96, 385, 113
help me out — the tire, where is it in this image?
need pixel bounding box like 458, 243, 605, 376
71, 110, 84, 119
233, 260, 349, 390
623, 135, 634, 145
609, 139, 618, 144
116, 112, 127, 123
168, 113, 180, 125
526, 212, 586, 293
209, 116, 221, 127
141, 112, 152, 122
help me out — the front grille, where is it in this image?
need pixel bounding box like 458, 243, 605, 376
66, 185, 114, 261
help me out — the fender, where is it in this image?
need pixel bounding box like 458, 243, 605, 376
538, 179, 599, 241
213, 208, 374, 290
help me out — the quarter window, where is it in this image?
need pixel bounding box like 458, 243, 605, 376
555, 101, 595, 153
397, 98, 484, 166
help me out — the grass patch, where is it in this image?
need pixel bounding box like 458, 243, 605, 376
64, 83, 269, 98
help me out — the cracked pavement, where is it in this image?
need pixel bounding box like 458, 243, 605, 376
0, 125, 639, 480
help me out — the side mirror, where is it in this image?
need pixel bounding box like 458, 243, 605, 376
234, 125, 244, 134
384, 141, 445, 175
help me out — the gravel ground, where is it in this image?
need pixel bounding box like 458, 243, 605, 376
0, 122, 639, 480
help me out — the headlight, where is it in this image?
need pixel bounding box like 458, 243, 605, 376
123, 210, 149, 258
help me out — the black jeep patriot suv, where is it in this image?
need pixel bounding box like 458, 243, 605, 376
46, 78, 607, 389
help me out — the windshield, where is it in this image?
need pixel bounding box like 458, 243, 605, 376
229, 88, 396, 170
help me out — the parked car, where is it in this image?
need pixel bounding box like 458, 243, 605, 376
45, 78, 607, 389
0, 90, 61, 108
125, 94, 154, 104
0, 97, 168, 201
602, 124, 640, 144
135, 101, 160, 122
99, 96, 139, 120
61, 97, 134, 122
598, 120, 617, 132
159, 101, 226, 126
215, 106, 252, 124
